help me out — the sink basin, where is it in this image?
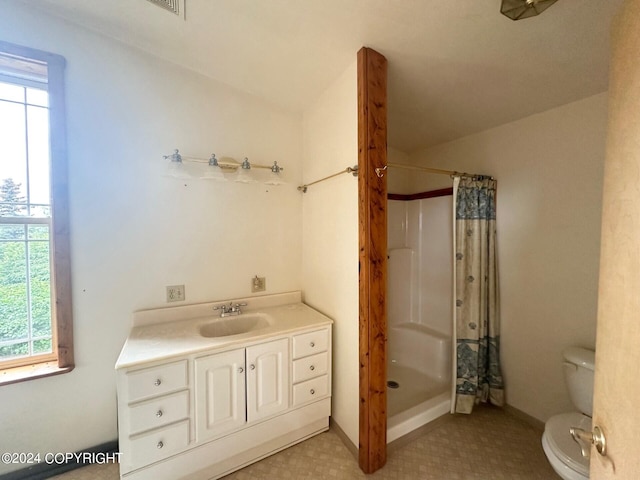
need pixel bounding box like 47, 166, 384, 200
199, 313, 272, 338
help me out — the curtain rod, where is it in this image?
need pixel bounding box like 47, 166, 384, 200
376, 162, 491, 179
297, 165, 358, 193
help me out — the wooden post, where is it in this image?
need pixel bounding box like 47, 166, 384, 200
358, 46, 388, 474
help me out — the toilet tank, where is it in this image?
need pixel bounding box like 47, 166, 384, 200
562, 347, 595, 416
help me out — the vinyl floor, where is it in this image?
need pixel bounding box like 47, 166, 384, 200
50, 405, 561, 480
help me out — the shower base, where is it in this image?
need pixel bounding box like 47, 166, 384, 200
387, 362, 450, 443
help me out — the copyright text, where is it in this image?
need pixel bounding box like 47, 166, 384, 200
1, 452, 121, 465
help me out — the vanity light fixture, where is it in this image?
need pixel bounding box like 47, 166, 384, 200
162, 149, 285, 185
265, 162, 286, 185
235, 157, 257, 183
500, 0, 558, 20
202, 154, 227, 181
163, 149, 190, 178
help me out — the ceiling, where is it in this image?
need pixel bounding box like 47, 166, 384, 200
20, 0, 624, 153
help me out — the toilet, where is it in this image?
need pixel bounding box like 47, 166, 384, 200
542, 347, 595, 480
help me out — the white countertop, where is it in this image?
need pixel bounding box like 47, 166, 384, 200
116, 292, 333, 369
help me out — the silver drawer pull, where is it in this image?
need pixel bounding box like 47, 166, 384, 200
310, 365, 315, 371
157, 441, 164, 449
310, 342, 315, 348
238, 367, 244, 374
154, 379, 162, 387
250, 364, 255, 370
310, 389, 315, 395
156, 410, 163, 418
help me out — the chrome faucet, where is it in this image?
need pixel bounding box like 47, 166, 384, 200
213, 302, 248, 318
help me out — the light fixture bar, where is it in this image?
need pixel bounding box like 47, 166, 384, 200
163, 149, 284, 172
162, 149, 285, 184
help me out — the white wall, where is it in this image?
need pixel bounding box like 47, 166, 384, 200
387, 147, 410, 194
408, 93, 608, 421
0, 5, 302, 474
301, 61, 359, 446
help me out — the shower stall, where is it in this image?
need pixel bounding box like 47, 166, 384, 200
387, 192, 453, 442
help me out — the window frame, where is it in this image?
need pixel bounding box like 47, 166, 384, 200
0, 40, 73, 385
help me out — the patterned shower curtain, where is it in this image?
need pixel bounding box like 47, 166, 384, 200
451, 176, 504, 414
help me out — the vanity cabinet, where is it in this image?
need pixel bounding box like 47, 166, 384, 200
292, 329, 330, 406
194, 338, 289, 443
116, 300, 332, 480
194, 349, 246, 442
118, 360, 191, 473
246, 338, 289, 422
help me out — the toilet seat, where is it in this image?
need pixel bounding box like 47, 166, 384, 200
542, 412, 591, 479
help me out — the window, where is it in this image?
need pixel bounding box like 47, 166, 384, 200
0, 41, 72, 384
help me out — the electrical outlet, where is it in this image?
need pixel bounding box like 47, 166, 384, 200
251, 276, 266, 293
166, 285, 185, 302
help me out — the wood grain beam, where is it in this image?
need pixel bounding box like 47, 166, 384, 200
357, 46, 388, 474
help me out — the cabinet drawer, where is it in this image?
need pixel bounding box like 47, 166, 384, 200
129, 390, 189, 435
292, 352, 328, 384
292, 375, 329, 406
129, 420, 189, 470
292, 329, 329, 359
126, 361, 188, 403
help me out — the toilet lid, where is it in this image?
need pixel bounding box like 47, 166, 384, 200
545, 412, 591, 477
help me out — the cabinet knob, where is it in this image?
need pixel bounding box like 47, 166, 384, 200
310, 389, 315, 395
250, 364, 255, 370
154, 379, 162, 387
310, 365, 315, 371
238, 367, 244, 374
156, 410, 163, 418
310, 342, 315, 348
157, 441, 164, 449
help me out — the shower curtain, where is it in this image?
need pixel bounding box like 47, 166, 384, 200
451, 176, 504, 414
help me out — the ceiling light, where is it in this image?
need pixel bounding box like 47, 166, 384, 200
145, 0, 181, 16
500, 0, 558, 21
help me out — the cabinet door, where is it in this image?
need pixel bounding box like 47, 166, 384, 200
246, 338, 289, 422
195, 349, 246, 442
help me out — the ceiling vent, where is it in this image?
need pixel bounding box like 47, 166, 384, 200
145, 0, 182, 16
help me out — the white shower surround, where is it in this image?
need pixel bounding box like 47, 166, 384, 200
387, 195, 453, 441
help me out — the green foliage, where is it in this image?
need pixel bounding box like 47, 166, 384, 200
0, 178, 26, 217
0, 224, 52, 360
